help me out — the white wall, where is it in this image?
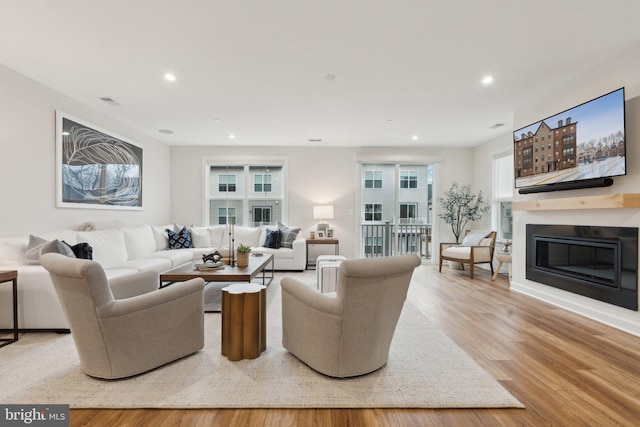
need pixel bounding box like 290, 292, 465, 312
510, 44, 640, 336
0, 64, 172, 237
170, 145, 473, 259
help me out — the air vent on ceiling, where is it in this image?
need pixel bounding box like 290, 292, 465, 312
490, 123, 505, 129
308, 138, 323, 143
99, 97, 120, 106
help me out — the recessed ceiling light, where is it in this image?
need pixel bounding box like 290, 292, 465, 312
324, 74, 336, 81
158, 129, 174, 134
411, 135, 419, 141
228, 134, 236, 139
164, 73, 177, 82
213, 118, 221, 122
482, 75, 494, 85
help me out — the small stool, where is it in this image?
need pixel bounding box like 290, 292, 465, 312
221, 283, 267, 361
492, 252, 512, 284
316, 255, 346, 292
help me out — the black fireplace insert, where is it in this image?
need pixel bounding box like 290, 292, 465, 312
526, 224, 638, 310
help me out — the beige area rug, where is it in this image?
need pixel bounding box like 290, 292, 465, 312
0, 273, 523, 409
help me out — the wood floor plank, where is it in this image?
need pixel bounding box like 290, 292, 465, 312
69, 265, 640, 426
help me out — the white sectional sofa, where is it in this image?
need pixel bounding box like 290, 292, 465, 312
0, 224, 305, 330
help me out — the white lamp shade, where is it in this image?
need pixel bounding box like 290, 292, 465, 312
313, 205, 334, 220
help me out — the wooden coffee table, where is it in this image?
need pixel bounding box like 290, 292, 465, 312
159, 253, 274, 287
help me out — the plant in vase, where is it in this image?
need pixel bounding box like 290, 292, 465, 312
437, 182, 490, 269
437, 182, 490, 244
236, 244, 252, 267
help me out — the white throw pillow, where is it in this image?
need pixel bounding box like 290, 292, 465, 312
152, 225, 171, 251
233, 226, 262, 247
461, 230, 491, 247
189, 227, 212, 248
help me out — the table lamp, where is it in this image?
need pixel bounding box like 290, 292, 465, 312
313, 205, 334, 234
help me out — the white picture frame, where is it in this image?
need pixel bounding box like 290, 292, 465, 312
56, 111, 143, 210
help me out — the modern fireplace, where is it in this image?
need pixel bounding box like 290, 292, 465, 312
526, 224, 638, 311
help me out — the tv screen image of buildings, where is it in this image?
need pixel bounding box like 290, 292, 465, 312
513, 88, 625, 189
61, 118, 142, 207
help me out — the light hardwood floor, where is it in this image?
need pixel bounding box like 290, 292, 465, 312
71, 265, 640, 426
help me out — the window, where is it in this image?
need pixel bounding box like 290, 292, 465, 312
219, 174, 236, 192
364, 170, 382, 188
493, 153, 513, 240
399, 171, 417, 189
360, 162, 432, 259
218, 207, 236, 225
252, 206, 271, 225
254, 174, 272, 192
207, 163, 284, 226
399, 203, 417, 223
364, 203, 383, 221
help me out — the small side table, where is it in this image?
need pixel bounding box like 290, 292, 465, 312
492, 253, 512, 284
0, 270, 18, 348
221, 283, 266, 361
306, 239, 340, 269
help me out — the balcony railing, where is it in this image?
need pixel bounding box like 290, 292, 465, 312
361, 222, 431, 259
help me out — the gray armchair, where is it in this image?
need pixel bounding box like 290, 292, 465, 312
41, 253, 205, 379
281, 254, 421, 378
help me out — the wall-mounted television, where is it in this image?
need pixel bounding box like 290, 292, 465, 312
514, 87, 626, 193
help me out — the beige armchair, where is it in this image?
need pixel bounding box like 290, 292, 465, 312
41, 253, 205, 379
281, 254, 421, 378
439, 230, 497, 279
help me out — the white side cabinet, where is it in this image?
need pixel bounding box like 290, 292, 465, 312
306, 239, 340, 269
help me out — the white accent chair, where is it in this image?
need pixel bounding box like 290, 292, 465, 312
439, 230, 497, 279
41, 253, 205, 379
281, 254, 421, 378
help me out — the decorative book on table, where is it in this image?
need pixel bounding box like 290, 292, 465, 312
195, 262, 224, 271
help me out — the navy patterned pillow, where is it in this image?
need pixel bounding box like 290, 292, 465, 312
166, 226, 194, 249
277, 222, 300, 249
263, 229, 281, 249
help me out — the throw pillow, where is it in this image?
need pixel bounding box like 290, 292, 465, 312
277, 222, 301, 249
63, 241, 93, 260
189, 227, 212, 248
166, 226, 194, 249
461, 230, 491, 247
263, 229, 281, 249
25, 235, 75, 264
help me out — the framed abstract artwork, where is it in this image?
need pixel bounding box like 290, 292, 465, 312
56, 111, 143, 210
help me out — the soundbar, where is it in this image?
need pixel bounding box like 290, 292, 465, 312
518, 177, 614, 194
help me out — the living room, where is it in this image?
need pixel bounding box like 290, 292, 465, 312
2, 2, 640, 425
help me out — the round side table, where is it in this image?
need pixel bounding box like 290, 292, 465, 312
492, 252, 512, 284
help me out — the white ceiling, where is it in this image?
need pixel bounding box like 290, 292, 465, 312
2, 0, 640, 148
